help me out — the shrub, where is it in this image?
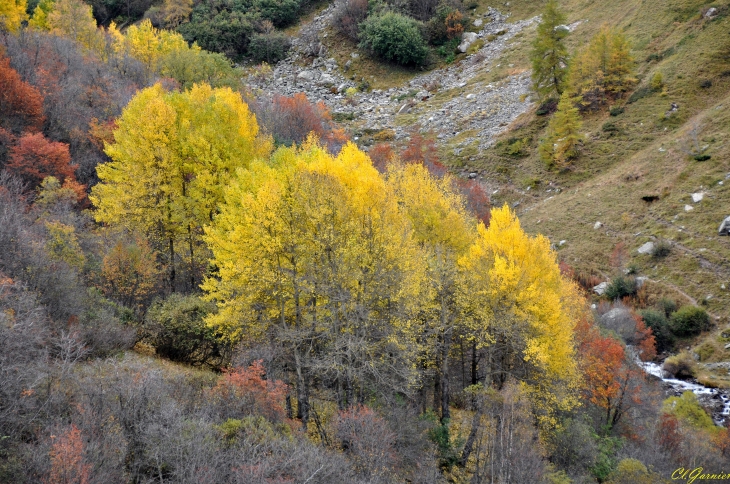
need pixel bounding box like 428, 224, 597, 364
248, 31, 291, 63
333, 0, 368, 41
650, 71, 664, 91
662, 391, 715, 431
657, 297, 678, 317
669, 305, 711, 337
359, 12, 429, 66
662, 351, 697, 379
651, 239, 671, 259
143, 294, 231, 367
609, 106, 624, 116
604, 276, 637, 300
253, 0, 301, 27
639, 309, 674, 353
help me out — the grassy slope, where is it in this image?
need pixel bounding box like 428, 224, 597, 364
440, 0, 730, 374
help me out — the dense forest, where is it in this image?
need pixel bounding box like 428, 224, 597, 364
1, 0, 730, 483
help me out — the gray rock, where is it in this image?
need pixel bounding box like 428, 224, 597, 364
554, 24, 570, 33
318, 73, 336, 86
685, 204, 694, 212
398, 104, 411, 114
719, 216, 730, 236
705, 7, 718, 18
458, 32, 479, 53
600, 307, 636, 341
593, 282, 609, 295
691, 192, 704, 203
297, 70, 316, 82
637, 241, 655, 254
468, 172, 478, 179
474, 18, 483, 27
636, 276, 648, 288
594, 221, 603, 229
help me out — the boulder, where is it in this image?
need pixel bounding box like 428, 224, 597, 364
691, 192, 704, 203
705, 7, 718, 18
593, 221, 603, 230
297, 70, 316, 82
458, 32, 479, 53
593, 282, 609, 295
637, 241, 655, 254
474, 18, 483, 27
600, 307, 636, 342
317, 73, 336, 86
719, 216, 730, 236
685, 204, 694, 212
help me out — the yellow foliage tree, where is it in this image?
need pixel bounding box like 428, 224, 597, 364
568, 25, 636, 110
457, 205, 580, 426
91, 82, 271, 292
47, 0, 105, 54
109, 19, 192, 76
386, 162, 475, 421
0, 0, 28, 33
203, 140, 425, 425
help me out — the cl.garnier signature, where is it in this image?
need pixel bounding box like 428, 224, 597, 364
673, 467, 730, 483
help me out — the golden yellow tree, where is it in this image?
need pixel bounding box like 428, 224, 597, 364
203, 140, 424, 426
0, 0, 28, 33
91, 83, 271, 292
457, 205, 580, 426
47, 0, 105, 54
386, 161, 475, 421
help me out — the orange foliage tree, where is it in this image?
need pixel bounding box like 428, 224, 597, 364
0, 53, 45, 135
45, 424, 91, 484
7, 132, 80, 191
455, 179, 491, 225
576, 318, 645, 432
210, 360, 288, 422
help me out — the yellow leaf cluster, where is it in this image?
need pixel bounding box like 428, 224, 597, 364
0, 0, 28, 33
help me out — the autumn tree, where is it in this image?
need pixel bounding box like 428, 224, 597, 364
539, 90, 583, 169
91, 83, 271, 292
7, 132, 79, 190
457, 205, 580, 426
386, 161, 474, 421
531, 0, 570, 100
101, 233, 161, 311
204, 141, 424, 426
576, 317, 645, 432
0, 53, 45, 135
568, 26, 636, 110
47, 0, 106, 55
252, 92, 348, 153
45, 424, 92, 484
0, 0, 28, 33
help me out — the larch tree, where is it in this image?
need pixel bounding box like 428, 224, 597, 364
457, 205, 580, 427
386, 161, 475, 422
47, 0, 106, 55
203, 140, 424, 427
568, 25, 636, 110
530, 0, 570, 100
91, 82, 271, 292
0, 0, 28, 33
539, 90, 583, 169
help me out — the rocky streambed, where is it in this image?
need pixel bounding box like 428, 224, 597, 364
639, 360, 730, 425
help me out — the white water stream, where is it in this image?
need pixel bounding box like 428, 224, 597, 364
638, 360, 730, 425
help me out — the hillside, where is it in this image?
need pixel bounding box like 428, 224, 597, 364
252, 0, 730, 375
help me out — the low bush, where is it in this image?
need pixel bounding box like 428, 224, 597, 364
604, 276, 637, 300
639, 309, 674, 353
651, 239, 671, 259
143, 294, 231, 367
662, 351, 697, 379
333, 0, 368, 41
359, 12, 429, 66
669, 305, 711, 337
248, 31, 291, 63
